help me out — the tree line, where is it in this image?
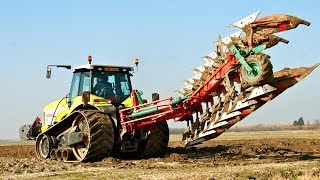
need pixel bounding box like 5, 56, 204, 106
293, 117, 320, 126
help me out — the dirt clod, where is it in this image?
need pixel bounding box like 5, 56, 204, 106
165, 153, 187, 162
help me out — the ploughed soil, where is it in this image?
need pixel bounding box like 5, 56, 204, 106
0, 133, 320, 179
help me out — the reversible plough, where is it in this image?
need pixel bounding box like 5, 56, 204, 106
120, 11, 318, 147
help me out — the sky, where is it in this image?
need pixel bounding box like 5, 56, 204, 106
0, 1, 319, 139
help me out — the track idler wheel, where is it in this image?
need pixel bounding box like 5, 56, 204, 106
35, 134, 53, 159
241, 54, 273, 87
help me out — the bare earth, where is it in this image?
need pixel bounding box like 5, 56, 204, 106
0, 130, 319, 180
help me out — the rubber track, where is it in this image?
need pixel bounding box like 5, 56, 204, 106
141, 121, 169, 158
78, 110, 114, 162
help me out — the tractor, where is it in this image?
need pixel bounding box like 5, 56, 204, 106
36, 57, 169, 162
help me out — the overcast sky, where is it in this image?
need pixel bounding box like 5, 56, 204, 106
0, 1, 319, 139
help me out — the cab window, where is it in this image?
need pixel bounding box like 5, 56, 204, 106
79, 72, 90, 93
69, 72, 81, 98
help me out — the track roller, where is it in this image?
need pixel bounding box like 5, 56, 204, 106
62, 149, 76, 162
56, 149, 63, 161
50, 149, 56, 160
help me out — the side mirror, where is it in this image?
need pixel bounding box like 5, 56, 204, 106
46, 68, 52, 78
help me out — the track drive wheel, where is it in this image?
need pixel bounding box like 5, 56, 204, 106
240, 54, 273, 86
139, 121, 169, 158
71, 110, 114, 162
35, 134, 53, 159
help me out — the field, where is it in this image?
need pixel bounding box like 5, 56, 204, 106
0, 130, 320, 179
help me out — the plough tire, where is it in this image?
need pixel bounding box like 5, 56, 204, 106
139, 121, 169, 158
241, 54, 273, 86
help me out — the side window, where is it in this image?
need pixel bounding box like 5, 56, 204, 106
70, 72, 81, 98
120, 74, 131, 96
79, 72, 90, 94
82, 76, 90, 92
93, 78, 98, 88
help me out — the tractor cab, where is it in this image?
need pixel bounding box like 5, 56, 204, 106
42, 59, 136, 133
70, 64, 134, 106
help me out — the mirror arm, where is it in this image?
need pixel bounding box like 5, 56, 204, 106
46, 65, 72, 79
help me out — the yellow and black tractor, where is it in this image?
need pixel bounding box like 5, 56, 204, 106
36, 56, 169, 162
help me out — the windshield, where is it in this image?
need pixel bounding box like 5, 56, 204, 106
70, 70, 132, 105
70, 71, 132, 104
92, 71, 132, 103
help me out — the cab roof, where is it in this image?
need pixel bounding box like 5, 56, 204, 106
74, 64, 134, 72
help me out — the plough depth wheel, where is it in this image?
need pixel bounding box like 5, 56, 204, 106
241, 54, 273, 86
